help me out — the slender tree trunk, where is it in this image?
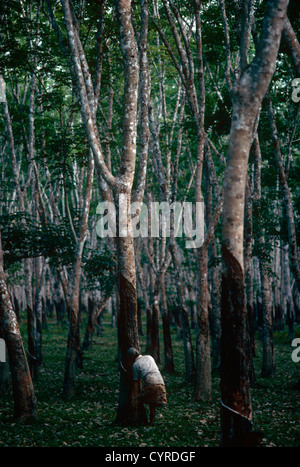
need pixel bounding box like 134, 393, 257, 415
82, 295, 110, 350
151, 276, 161, 364
170, 241, 194, 384
145, 306, 152, 354
83, 296, 97, 350
210, 239, 221, 374
273, 239, 282, 329
283, 244, 294, 341
115, 201, 142, 424
194, 246, 211, 400
220, 0, 288, 447
63, 151, 94, 398
0, 73, 37, 381
193, 0, 211, 398
260, 253, 276, 378
282, 16, 300, 77
245, 178, 256, 383
35, 258, 47, 367
144, 197, 155, 356
114, 0, 147, 426
25, 257, 38, 382
266, 95, 300, 293
0, 234, 37, 421
160, 270, 175, 373
194, 150, 222, 397
60, 0, 144, 420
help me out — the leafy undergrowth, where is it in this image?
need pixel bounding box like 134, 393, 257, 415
0, 317, 299, 447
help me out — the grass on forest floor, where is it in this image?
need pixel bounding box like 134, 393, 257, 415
0, 315, 299, 447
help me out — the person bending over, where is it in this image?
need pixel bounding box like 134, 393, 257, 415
126, 347, 167, 426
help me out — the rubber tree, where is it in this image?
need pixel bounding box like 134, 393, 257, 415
59, 0, 149, 424
220, 0, 289, 447
156, 0, 222, 396
0, 233, 38, 422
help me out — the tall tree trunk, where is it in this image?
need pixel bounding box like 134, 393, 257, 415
260, 248, 276, 378
283, 243, 294, 341
82, 295, 110, 350
220, 0, 288, 447
194, 246, 211, 400
266, 94, 300, 293
63, 151, 94, 398
0, 234, 38, 421
245, 178, 256, 384
115, 203, 143, 424
210, 239, 221, 375
114, 0, 147, 426
274, 239, 283, 329
170, 241, 194, 384
35, 257, 47, 368
0, 73, 37, 380
151, 276, 161, 364
60, 0, 148, 422
194, 149, 223, 397
160, 270, 175, 374
25, 257, 38, 382
282, 16, 300, 77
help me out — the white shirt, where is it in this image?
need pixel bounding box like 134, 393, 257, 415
132, 355, 165, 386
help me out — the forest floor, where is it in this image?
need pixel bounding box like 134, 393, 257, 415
0, 314, 299, 448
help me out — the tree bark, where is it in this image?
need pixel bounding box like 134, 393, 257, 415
0, 234, 38, 421
114, 0, 146, 425
160, 270, 175, 374
282, 16, 300, 77
220, 0, 288, 447
283, 243, 294, 341
245, 178, 256, 384
151, 276, 161, 364
266, 94, 300, 294
82, 295, 110, 350
63, 150, 94, 398
0, 74, 37, 380
210, 240, 221, 375
259, 234, 276, 378
194, 246, 211, 400
169, 240, 194, 384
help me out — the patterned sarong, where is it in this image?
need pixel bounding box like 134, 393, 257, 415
139, 384, 167, 407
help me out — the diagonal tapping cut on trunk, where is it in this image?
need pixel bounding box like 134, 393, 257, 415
220, 0, 289, 447
59, 0, 148, 424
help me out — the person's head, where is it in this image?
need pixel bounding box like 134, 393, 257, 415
126, 347, 140, 364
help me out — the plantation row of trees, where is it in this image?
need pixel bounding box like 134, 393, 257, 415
0, 0, 299, 446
